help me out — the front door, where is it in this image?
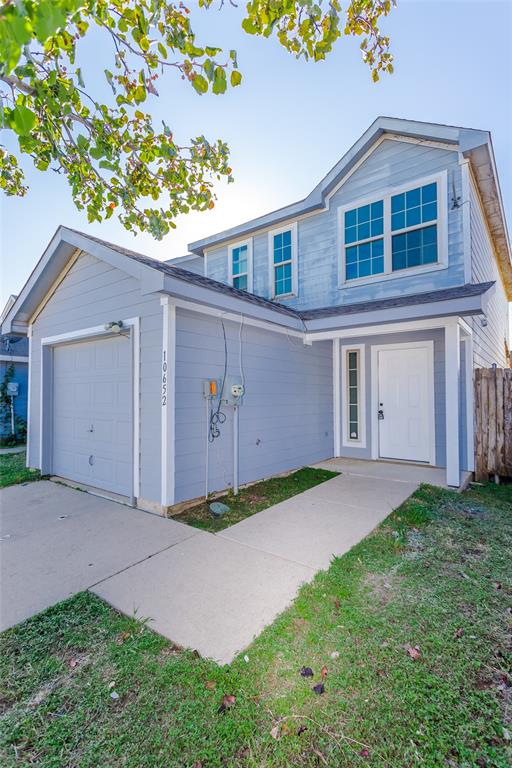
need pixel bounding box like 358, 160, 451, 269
377, 345, 433, 463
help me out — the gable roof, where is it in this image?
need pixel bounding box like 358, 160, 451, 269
1, 226, 495, 339
188, 116, 512, 296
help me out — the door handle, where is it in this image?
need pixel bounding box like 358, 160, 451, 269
87, 424, 94, 433
378, 409, 384, 420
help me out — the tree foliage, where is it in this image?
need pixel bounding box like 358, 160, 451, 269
0, 1, 396, 238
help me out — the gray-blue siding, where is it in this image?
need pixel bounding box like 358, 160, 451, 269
29, 252, 163, 503
174, 308, 333, 503
469, 176, 510, 368
205, 139, 465, 310
0, 360, 28, 436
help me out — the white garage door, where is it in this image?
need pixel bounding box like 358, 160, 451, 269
52, 335, 132, 496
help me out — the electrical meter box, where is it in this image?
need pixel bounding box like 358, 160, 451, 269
202, 379, 220, 400
222, 375, 245, 406
7, 382, 19, 396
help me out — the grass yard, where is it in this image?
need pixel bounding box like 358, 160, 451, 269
175, 466, 339, 531
0, 451, 39, 488
1, 482, 511, 767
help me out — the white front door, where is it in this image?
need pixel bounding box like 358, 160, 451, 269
376, 345, 433, 463
52, 335, 132, 495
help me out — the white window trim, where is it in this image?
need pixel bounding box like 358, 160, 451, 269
338, 170, 448, 289
341, 343, 366, 448
268, 222, 298, 299
370, 340, 436, 465
228, 238, 253, 292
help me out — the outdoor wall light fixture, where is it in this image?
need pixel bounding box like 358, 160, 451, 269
104, 320, 124, 333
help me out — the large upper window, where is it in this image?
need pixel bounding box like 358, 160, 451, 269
269, 223, 297, 297
391, 182, 438, 271
339, 173, 446, 285
229, 239, 252, 292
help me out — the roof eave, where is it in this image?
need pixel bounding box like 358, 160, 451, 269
304, 287, 493, 334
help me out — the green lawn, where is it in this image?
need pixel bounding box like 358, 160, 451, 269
0, 451, 39, 488
1, 482, 511, 767
175, 466, 339, 531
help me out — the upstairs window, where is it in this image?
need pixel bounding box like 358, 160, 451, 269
391, 182, 438, 271
229, 239, 252, 292
269, 223, 297, 297
344, 200, 384, 281
339, 172, 446, 286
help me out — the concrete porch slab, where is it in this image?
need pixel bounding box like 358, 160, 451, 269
92, 530, 313, 665
312, 457, 471, 489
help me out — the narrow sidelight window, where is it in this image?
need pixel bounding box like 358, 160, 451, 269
347, 349, 360, 441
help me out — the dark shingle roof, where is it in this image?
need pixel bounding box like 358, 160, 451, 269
68, 229, 299, 319
299, 282, 495, 320
66, 229, 494, 324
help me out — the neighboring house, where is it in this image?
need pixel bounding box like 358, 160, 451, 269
2, 118, 511, 512
0, 295, 29, 441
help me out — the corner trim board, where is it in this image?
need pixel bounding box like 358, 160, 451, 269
160, 296, 176, 507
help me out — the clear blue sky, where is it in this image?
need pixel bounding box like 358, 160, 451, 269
1, 0, 511, 308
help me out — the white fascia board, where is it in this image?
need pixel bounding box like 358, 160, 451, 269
161, 274, 303, 332
304, 295, 488, 337
2, 226, 159, 334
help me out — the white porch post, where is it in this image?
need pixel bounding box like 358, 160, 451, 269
333, 339, 341, 457
445, 321, 461, 486
161, 296, 176, 509
463, 331, 475, 472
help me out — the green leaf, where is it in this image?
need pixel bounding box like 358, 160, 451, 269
230, 70, 242, 87
191, 75, 208, 95
33, 0, 66, 42
212, 67, 226, 95
9, 105, 36, 136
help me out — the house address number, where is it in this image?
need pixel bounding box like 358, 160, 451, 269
162, 350, 167, 407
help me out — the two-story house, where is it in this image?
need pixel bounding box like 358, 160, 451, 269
3, 118, 511, 514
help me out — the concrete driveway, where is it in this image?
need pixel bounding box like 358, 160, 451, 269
1, 464, 420, 663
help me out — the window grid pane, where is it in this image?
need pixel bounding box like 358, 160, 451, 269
391, 182, 438, 232
347, 350, 359, 441
392, 224, 438, 271
345, 238, 384, 281
273, 230, 293, 295
233, 274, 248, 291
232, 245, 248, 277
345, 200, 383, 245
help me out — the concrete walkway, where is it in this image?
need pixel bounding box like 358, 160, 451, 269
1, 462, 423, 664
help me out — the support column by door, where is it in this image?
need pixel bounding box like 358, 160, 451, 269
333, 338, 341, 457
161, 296, 176, 509
445, 321, 461, 486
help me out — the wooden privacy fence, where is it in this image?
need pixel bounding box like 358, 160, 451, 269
474, 368, 512, 481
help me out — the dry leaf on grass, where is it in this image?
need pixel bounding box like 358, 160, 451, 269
406, 645, 421, 660
205, 680, 216, 691
320, 665, 328, 679
218, 694, 236, 714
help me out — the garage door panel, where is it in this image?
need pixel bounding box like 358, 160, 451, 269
93, 380, 115, 407
52, 336, 132, 496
